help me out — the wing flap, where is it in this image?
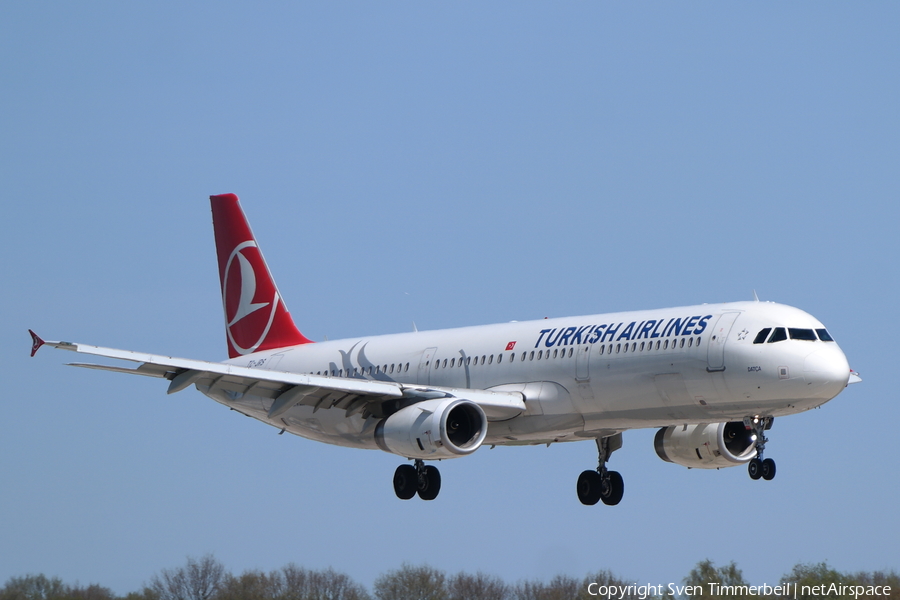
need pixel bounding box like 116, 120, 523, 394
34, 335, 526, 421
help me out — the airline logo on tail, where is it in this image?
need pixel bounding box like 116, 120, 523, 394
211, 194, 311, 358
223, 239, 282, 355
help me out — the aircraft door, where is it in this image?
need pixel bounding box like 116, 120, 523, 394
417, 347, 438, 385
575, 344, 591, 381
706, 312, 741, 371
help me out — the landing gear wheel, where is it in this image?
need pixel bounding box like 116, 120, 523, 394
748, 458, 763, 480
600, 470, 624, 506
417, 465, 441, 501
393, 464, 417, 500
761, 458, 776, 481
577, 470, 602, 505
578, 434, 625, 507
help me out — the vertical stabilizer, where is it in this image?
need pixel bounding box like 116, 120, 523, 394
210, 194, 312, 358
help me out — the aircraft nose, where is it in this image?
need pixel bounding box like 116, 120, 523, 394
803, 346, 851, 398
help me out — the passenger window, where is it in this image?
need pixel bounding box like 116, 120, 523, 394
623, 343, 628, 353
498, 354, 503, 364
599, 345, 605, 355
552, 349, 558, 358
688, 338, 693, 348
568, 348, 573, 358
390, 364, 394, 374
789, 328, 817, 341
616, 344, 621, 353
768, 328, 787, 343
529, 351, 534, 360
816, 328, 835, 342
640, 342, 645, 351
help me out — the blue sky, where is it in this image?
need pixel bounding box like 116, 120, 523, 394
2, 2, 897, 595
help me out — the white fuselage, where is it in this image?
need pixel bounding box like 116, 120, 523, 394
200, 300, 850, 450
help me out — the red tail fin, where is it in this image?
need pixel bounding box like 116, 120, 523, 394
210, 194, 312, 358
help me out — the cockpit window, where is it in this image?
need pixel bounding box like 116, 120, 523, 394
788, 328, 817, 341
767, 328, 787, 343
816, 328, 835, 342
753, 328, 772, 344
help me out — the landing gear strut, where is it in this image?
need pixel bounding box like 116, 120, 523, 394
577, 433, 624, 506
745, 416, 776, 481
393, 460, 441, 500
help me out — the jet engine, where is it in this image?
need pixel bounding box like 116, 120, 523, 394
654, 422, 756, 469
375, 398, 487, 460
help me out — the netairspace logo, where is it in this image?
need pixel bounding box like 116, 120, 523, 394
585, 582, 893, 598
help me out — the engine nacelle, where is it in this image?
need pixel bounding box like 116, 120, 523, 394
374, 398, 487, 459
654, 422, 757, 469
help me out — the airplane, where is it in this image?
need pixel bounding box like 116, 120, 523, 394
29, 193, 862, 504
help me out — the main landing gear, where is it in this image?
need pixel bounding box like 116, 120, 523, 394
745, 416, 776, 481
577, 433, 624, 506
393, 459, 442, 501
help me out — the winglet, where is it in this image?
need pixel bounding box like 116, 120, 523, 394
29, 329, 45, 357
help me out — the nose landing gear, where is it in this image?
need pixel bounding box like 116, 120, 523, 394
393, 459, 442, 500
745, 416, 776, 481
577, 433, 624, 506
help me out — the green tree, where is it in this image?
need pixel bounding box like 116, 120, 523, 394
146, 555, 225, 600
845, 569, 900, 600
373, 565, 446, 600
511, 575, 580, 600
778, 562, 843, 599
63, 584, 117, 600
279, 564, 370, 600
216, 570, 279, 600
682, 560, 748, 600
0, 574, 68, 600
447, 572, 509, 600
0, 576, 116, 600
777, 563, 900, 600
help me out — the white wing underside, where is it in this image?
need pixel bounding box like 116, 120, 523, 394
44, 339, 526, 421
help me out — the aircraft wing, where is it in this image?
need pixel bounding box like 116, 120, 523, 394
29, 331, 525, 421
